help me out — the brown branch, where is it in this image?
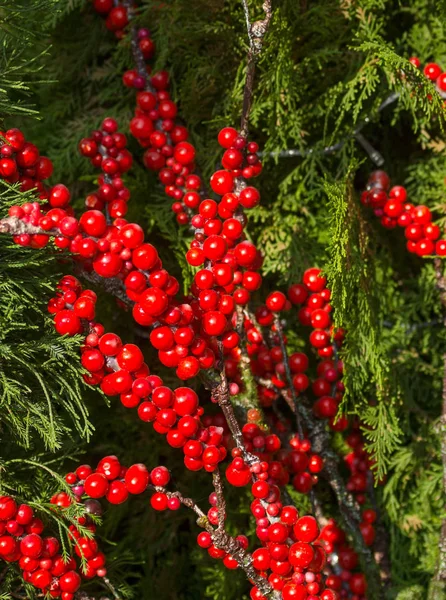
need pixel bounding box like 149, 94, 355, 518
212, 468, 226, 532
152, 481, 276, 598
0, 215, 58, 237
240, 0, 273, 137
210, 368, 258, 465
102, 577, 122, 600
77, 268, 133, 308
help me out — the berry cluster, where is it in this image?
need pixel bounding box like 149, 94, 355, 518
0, 496, 82, 599
63, 456, 177, 511
92, 0, 129, 36
361, 170, 446, 256
0, 128, 53, 192
6, 124, 253, 384
79, 118, 133, 218
0, 1, 388, 594
286, 269, 344, 359
318, 521, 368, 598
93, 1, 264, 225
49, 275, 227, 472
248, 508, 331, 600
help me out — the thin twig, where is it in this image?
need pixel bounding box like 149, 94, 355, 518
210, 368, 258, 465
239, 0, 273, 136
0, 215, 58, 237
212, 468, 226, 532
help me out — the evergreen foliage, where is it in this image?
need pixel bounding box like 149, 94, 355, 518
0, 0, 445, 598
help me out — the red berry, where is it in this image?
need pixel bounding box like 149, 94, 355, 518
59, 571, 81, 593
20, 534, 43, 558
288, 284, 308, 305
97, 455, 121, 480
140, 287, 169, 316
282, 584, 308, 600
202, 311, 227, 336
150, 492, 168, 511
424, 62, 442, 80
266, 291, 287, 312
79, 210, 107, 237
252, 547, 271, 570
239, 186, 260, 208
106, 5, 128, 30
54, 310, 82, 336
49, 184, 71, 208
150, 466, 170, 486
117, 344, 144, 372
174, 142, 195, 165
210, 170, 234, 195
84, 473, 109, 498
106, 480, 129, 504
349, 573, 367, 595
173, 387, 199, 416
0, 497, 17, 521
294, 515, 319, 542
226, 463, 251, 487
303, 268, 326, 292
119, 223, 145, 248
251, 481, 270, 499
218, 127, 238, 148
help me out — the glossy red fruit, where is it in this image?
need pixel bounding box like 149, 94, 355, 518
303, 268, 326, 292
106, 5, 128, 29
20, 534, 43, 558
202, 311, 227, 336
218, 127, 238, 148
49, 184, 71, 208
173, 387, 199, 416
225, 463, 251, 487
0, 497, 17, 520
59, 571, 81, 593
174, 142, 195, 165
266, 291, 287, 312
84, 473, 109, 498
93, 252, 123, 277
97, 455, 121, 480
294, 515, 319, 542
150, 492, 168, 511
288, 284, 308, 304
0, 536, 16, 556
119, 223, 145, 248
107, 480, 129, 504
117, 344, 144, 372
424, 62, 442, 80
54, 310, 81, 336
349, 573, 367, 594
140, 287, 169, 316
239, 186, 260, 208
281, 583, 308, 600
150, 466, 170, 486
210, 170, 234, 195
79, 210, 107, 237
252, 547, 271, 570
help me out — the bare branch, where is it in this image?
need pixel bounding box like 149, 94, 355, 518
240, 0, 273, 136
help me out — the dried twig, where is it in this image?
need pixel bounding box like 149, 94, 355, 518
240, 0, 273, 136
